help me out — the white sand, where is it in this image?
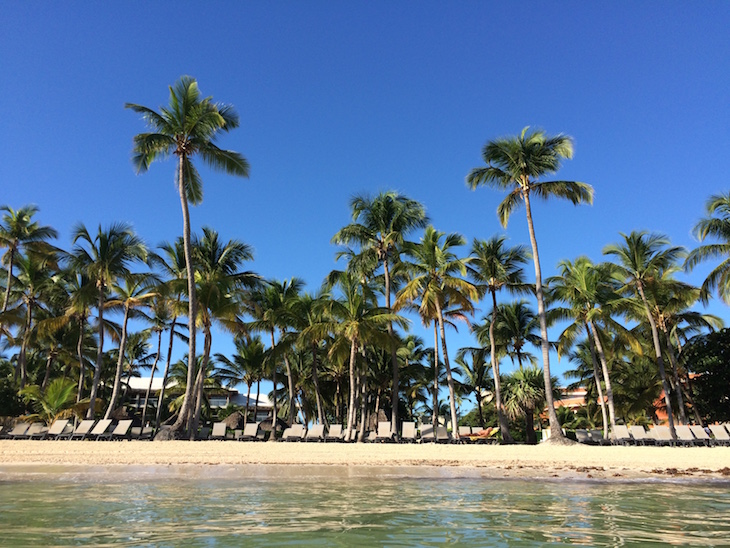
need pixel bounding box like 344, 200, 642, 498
1, 440, 729, 481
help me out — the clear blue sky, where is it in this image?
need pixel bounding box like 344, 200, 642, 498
2, 3, 729, 392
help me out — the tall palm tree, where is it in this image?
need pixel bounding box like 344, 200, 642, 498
127, 76, 249, 437
68, 222, 147, 419
503, 365, 560, 444
685, 192, 730, 303
604, 231, 684, 437
215, 335, 267, 425
397, 226, 477, 438
468, 235, 529, 442
332, 191, 427, 435
467, 127, 593, 441
0, 205, 58, 317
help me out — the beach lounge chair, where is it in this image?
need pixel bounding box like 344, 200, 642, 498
435, 426, 453, 444
6, 422, 31, 440
37, 419, 70, 440
611, 425, 634, 445
589, 429, 611, 446
650, 426, 676, 447
375, 421, 395, 443
210, 422, 228, 440
575, 429, 595, 445
675, 425, 702, 447
420, 425, 435, 443
59, 419, 96, 441
708, 425, 730, 447
194, 427, 211, 441
88, 419, 113, 440
324, 424, 344, 442
689, 425, 712, 447
238, 422, 261, 442
282, 423, 304, 442
304, 424, 325, 442
17, 423, 47, 440
629, 425, 657, 446
96, 419, 133, 441
400, 421, 417, 443
458, 426, 473, 443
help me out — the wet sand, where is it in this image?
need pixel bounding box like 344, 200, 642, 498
1, 440, 729, 481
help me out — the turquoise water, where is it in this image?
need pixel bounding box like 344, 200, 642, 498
1, 470, 730, 546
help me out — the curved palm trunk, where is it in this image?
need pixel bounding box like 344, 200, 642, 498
435, 299, 459, 439
86, 286, 105, 419
244, 382, 252, 426
282, 348, 295, 425
491, 290, 513, 442
17, 300, 32, 389
663, 330, 687, 425
585, 324, 608, 436
2, 249, 14, 313
190, 326, 212, 439
311, 343, 325, 425
171, 154, 197, 437
587, 320, 616, 434
141, 328, 163, 427
105, 303, 131, 419
76, 316, 86, 403
432, 320, 439, 430
268, 329, 278, 442
636, 282, 676, 438
345, 337, 358, 442
155, 316, 178, 431
384, 259, 400, 439
522, 191, 564, 440
41, 351, 55, 391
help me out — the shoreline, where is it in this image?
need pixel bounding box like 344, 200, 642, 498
2, 440, 729, 482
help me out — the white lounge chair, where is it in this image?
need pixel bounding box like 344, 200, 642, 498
375, 421, 394, 443
611, 425, 633, 445
304, 424, 325, 442
400, 422, 417, 443
210, 422, 228, 440
629, 425, 657, 446
88, 419, 113, 440
324, 424, 344, 442
709, 424, 730, 447
98, 419, 133, 441
689, 425, 712, 447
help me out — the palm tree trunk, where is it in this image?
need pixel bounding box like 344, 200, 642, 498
435, 299, 459, 439
358, 372, 367, 442
190, 326, 212, 439
104, 303, 131, 419
141, 328, 163, 427
171, 153, 197, 437
345, 337, 358, 442
2, 249, 14, 313
244, 382, 252, 426
522, 190, 564, 440
155, 316, 177, 430
268, 329, 278, 442
311, 343, 325, 426
254, 379, 260, 423
663, 330, 687, 424
17, 301, 32, 389
585, 324, 609, 437
432, 320, 439, 430
636, 281, 676, 438
41, 351, 55, 391
587, 320, 616, 434
525, 405, 536, 444
86, 286, 105, 419
491, 290, 512, 442
76, 316, 86, 403
283, 348, 295, 425
384, 259, 400, 438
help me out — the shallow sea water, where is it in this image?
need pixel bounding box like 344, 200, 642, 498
2, 469, 730, 546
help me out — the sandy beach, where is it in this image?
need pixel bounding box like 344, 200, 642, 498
1, 440, 729, 481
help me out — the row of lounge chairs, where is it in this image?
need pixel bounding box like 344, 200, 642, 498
0, 419, 145, 441
205, 421, 498, 444
576, 424, 730, 447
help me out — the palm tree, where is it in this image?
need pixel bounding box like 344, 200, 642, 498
455, 346, 492, 429
188, 228, 258, 436
468, 235, 529, 442
467, 127, 593, 441
103, 273, 157, 419
216, 335, 267, 425
306, 271, 407, 441
0, 205, 58, 317
332, 191, 427, 435
547, 257, 622, 435
127, 76, 249, 437
20, 377, 87, 425
686, 192, 730, 303
68, 222, 147, 419
603, 231, 685, 437
504, 365, 560, 444
397, 226, 477, 438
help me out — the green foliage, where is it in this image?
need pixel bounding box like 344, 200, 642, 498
682, 328, 730, 422
0, 378, 23, 416
19, 377, 87, 425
